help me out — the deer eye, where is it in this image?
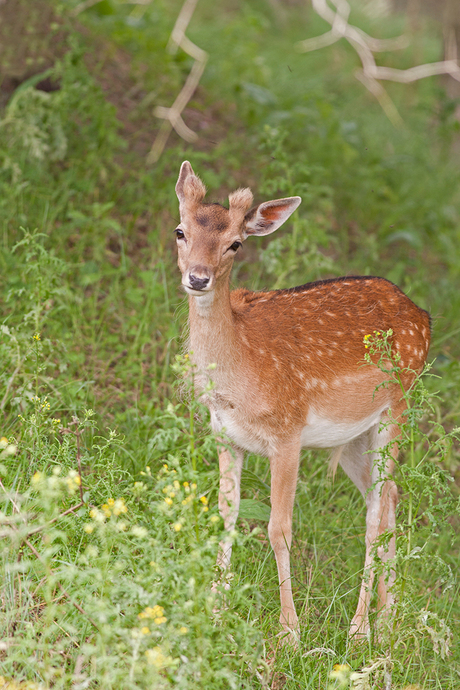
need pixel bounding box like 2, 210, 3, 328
229, 241, 242, 252
175, 228, 185, 240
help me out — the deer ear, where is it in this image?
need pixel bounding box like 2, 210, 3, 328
176, 160, 206, 205
243, 196, 301, 238
176, 161, 195, 203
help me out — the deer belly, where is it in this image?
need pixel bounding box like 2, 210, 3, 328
210, 409, 269, 455
300, 406, 387, 449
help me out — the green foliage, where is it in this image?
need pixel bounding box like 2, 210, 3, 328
257, 125, 335, 287
361, 329, 459, 656
0, 1, 459, 688
0, 359, 263, 689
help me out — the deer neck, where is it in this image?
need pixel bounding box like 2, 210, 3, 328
188, 276, 238, 377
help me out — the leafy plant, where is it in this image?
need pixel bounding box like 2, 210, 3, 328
358, 329, 459, 661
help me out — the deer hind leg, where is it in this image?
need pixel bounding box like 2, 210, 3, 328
338, 419, 399, 639
216, 445, 244, 572
268, 440, 301, 636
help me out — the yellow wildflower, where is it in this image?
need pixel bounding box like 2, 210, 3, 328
32, 471, 42, 485
139, 605, 165, 620
145, 646, 172, 669
113, 498, 127, 516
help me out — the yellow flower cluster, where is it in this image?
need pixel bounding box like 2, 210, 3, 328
30, 468, 82, 496
33, 333, 41, 341
101, 497, 128, 518
31, 471, 43, 486
85, 498, 128, 533
0, 437, 17, 457
162, 477, 211, 517
363, 330, 382, 349
138, 605, 167, 625
65, 470, 81, 494
145, 646, 174, 669
156, 465, 220, 527
31, 396, 51, 411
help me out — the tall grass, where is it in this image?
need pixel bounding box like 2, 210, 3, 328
0, 1, 459, 687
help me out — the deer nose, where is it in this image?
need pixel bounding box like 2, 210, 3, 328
189, 274, 210, 291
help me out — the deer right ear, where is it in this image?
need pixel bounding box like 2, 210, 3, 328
243, 196, 301, 238
176, 161, 206, 205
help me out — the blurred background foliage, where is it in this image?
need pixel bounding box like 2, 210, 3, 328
1, 0, 459, 430
0, 0, 459, 687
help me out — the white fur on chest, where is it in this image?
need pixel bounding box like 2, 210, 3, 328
210, 409, 269, 455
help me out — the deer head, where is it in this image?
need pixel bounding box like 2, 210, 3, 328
175, 161, 301, 296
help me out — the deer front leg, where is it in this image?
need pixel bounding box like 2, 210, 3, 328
216, 445, 244, 572
268, 441, 301, 637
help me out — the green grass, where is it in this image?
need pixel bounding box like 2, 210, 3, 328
0, 0, 459, 687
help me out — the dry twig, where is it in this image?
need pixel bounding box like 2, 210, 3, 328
147, 0, 208, 164
297, 0, 460, 126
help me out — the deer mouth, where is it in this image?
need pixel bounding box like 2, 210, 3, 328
182, 282, 214, 296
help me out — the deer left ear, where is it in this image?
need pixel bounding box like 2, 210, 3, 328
243, 196, 301, 238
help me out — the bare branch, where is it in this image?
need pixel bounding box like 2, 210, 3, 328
297, 0, 460, 125
372, 60, 460, 83
70, 0, 103, 16
168, 0, 200, 54
148, 0, 208, 164
26, 502, 84, 537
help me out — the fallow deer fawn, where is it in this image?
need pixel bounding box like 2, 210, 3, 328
174, 161, 430, 640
